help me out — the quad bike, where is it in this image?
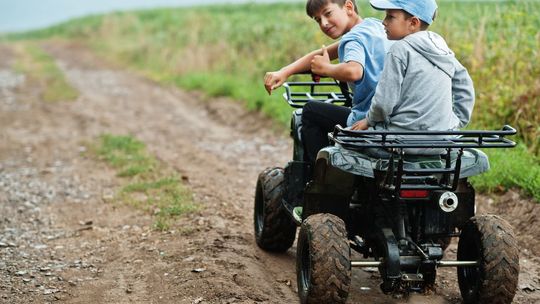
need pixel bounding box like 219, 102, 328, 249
253, 78, 520, 304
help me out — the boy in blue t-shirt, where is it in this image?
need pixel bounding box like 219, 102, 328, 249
264, 0, 392, 163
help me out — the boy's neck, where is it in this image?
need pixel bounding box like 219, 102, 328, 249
346, 15, 363, 32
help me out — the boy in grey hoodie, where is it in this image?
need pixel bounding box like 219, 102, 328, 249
351, 0, 475, 136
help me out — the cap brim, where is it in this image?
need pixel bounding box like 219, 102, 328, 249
369, 0, 402, 11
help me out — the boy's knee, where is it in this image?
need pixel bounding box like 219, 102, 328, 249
302, 101, 324, 122
301, 102, 316, 124
303, 101, 316, 113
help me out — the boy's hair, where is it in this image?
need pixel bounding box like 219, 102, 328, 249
403, 9, 437, 30
306, 0, 358, 18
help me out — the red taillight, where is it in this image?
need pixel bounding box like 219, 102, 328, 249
399, 190, 430, 198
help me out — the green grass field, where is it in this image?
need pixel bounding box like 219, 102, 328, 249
8, 1, 539, 201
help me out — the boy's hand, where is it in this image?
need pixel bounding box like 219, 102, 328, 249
311, 45, 331, 76
264, 70, 287, 95
350, 118, 369, 131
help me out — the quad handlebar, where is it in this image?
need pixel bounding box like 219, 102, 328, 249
282, 78, 352, 108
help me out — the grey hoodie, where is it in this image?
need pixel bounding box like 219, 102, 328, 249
366, 31, 475, 132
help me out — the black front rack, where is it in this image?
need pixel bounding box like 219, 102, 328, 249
329, 125, 517, 193
283, 81, 352, 108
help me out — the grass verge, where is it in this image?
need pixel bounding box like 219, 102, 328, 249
471, 144, 540, 202
95, 134, 197, 230
13, 42, 78, 102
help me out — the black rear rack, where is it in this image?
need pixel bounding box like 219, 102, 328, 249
328, 125, 517, 194
283, 80, 352, 108
330, 125, 517, 149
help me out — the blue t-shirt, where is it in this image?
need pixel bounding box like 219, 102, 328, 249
338, 18, 393, 126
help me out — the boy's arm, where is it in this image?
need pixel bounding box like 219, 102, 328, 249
452, 61, 475, 128
311, 40, 364, 82
366, 53, 405, 126
263, 42, 339, 95
311, 58, 363, 83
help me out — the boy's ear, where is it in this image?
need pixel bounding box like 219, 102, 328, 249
344, 0, 355, 13
410, 16, 422, 29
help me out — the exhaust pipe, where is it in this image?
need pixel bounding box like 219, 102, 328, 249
439, 191, 458, 212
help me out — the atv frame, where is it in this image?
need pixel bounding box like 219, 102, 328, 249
254, 79, 520, 304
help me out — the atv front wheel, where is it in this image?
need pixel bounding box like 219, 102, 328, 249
457, 215, 519, 304
253, 167, 296, 252
297, 213, 351, 304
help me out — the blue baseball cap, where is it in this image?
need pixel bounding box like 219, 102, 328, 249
370, 0, 438, 25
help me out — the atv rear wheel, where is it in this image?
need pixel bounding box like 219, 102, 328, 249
254, 167, 296, 252
457, 215, 519, 304
297, 213, 351, 304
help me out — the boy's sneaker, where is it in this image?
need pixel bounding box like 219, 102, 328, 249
293, 206, 303, 222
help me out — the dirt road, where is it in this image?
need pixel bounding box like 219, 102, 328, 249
1, 42, 539, 304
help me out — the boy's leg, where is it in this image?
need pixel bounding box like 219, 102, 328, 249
301, 101, 350, 163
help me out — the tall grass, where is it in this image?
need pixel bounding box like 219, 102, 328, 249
11, 1, 539, 200
434, 2, 540, 153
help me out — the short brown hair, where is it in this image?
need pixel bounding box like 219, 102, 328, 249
306, 0, 358, 18
403, 9, 437, 30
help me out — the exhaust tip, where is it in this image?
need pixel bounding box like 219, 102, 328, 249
439, 192, 458, 212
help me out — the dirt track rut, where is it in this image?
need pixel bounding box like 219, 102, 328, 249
1, 42, 538, 304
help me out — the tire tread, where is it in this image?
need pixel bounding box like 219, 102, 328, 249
298, 214, 350, 304
458, 215, 519, 304
254, 167, 296, 252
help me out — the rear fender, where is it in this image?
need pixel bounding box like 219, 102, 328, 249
317, 146, 375, 178
458, 148, 489, 178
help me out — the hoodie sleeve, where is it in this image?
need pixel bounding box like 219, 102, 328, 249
366, 52, 405, 126
452, 60, 475, 128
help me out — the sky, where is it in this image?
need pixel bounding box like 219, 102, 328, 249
0, 0, 298, 33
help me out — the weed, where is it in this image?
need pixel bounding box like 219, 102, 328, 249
96, 134, 155, 176
95, 134, 197, 229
